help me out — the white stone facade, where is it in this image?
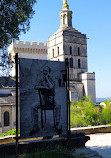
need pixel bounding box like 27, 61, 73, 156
48, 28, 88, 81
0, 88, 17, 134
81, 72, 96, 103
8, 40, 47, 77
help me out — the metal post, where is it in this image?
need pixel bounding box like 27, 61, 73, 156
65, 60, 68, 133
15, 53, 19, 158
65, 59, 71, 138
67, 63, 71, 137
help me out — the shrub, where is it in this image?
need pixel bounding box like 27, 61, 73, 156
100, 99, 111, 124
0, 129, 20, 137
70, 96, 101, 127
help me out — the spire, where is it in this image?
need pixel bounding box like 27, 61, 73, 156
63, 0, 69, 10
60, 0, 72, 29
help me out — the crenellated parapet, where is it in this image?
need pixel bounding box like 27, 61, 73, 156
13, 40, 47, 47
8, 40, 47, 56
8, 40, 48, 77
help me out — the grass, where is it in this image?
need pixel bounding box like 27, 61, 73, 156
20, 146, 74, 158
0, 146, 86, 158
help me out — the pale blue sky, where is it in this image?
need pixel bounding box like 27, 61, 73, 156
19, 0, 111, 98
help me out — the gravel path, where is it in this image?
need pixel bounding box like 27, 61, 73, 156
86, 133, 111, 158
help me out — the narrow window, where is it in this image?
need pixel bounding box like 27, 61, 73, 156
65, 58, 68, 63
4, 111, 9, 126
70, 46, 72, 55
63, 14, 66, 25
70, 58, 73, 68
78, 59, 81, 68
58, 47, 59, 56
78, 47, 80, 56
52, 49, 54, 57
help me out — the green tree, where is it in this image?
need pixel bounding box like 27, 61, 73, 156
0, 49, 10, 75
0, 0, 36, 49
0, 0, 36, 75
70, 96, 101, 127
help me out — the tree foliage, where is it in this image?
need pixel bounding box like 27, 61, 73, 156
70, 96, 101, 127
0, 0, 36, 75
0, 0, 36, 49
70, 97, 111, 128
100, 99, 111, 124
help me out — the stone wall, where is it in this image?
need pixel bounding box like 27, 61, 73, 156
8, 40, 47, 55
63, 29, 88, 80
0, 104, 20, 134
81, 72, 96, 103
8, 40, 47, 77
70, 81, 83, 102
47, 30, 64, 61
1, 105, 12, 133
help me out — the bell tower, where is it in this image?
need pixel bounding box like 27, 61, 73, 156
47, 0, 96, 103
60, 0, 72, 29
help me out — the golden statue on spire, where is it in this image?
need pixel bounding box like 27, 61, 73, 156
63, 0, 69, 9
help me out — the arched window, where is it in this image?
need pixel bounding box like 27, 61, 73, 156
70, 58, 73, 68
63, 14, 66, 25
70, 46, 72, 55
78, 47, 80, 56
4, 111, 9, 126
78, 59, 81, 68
